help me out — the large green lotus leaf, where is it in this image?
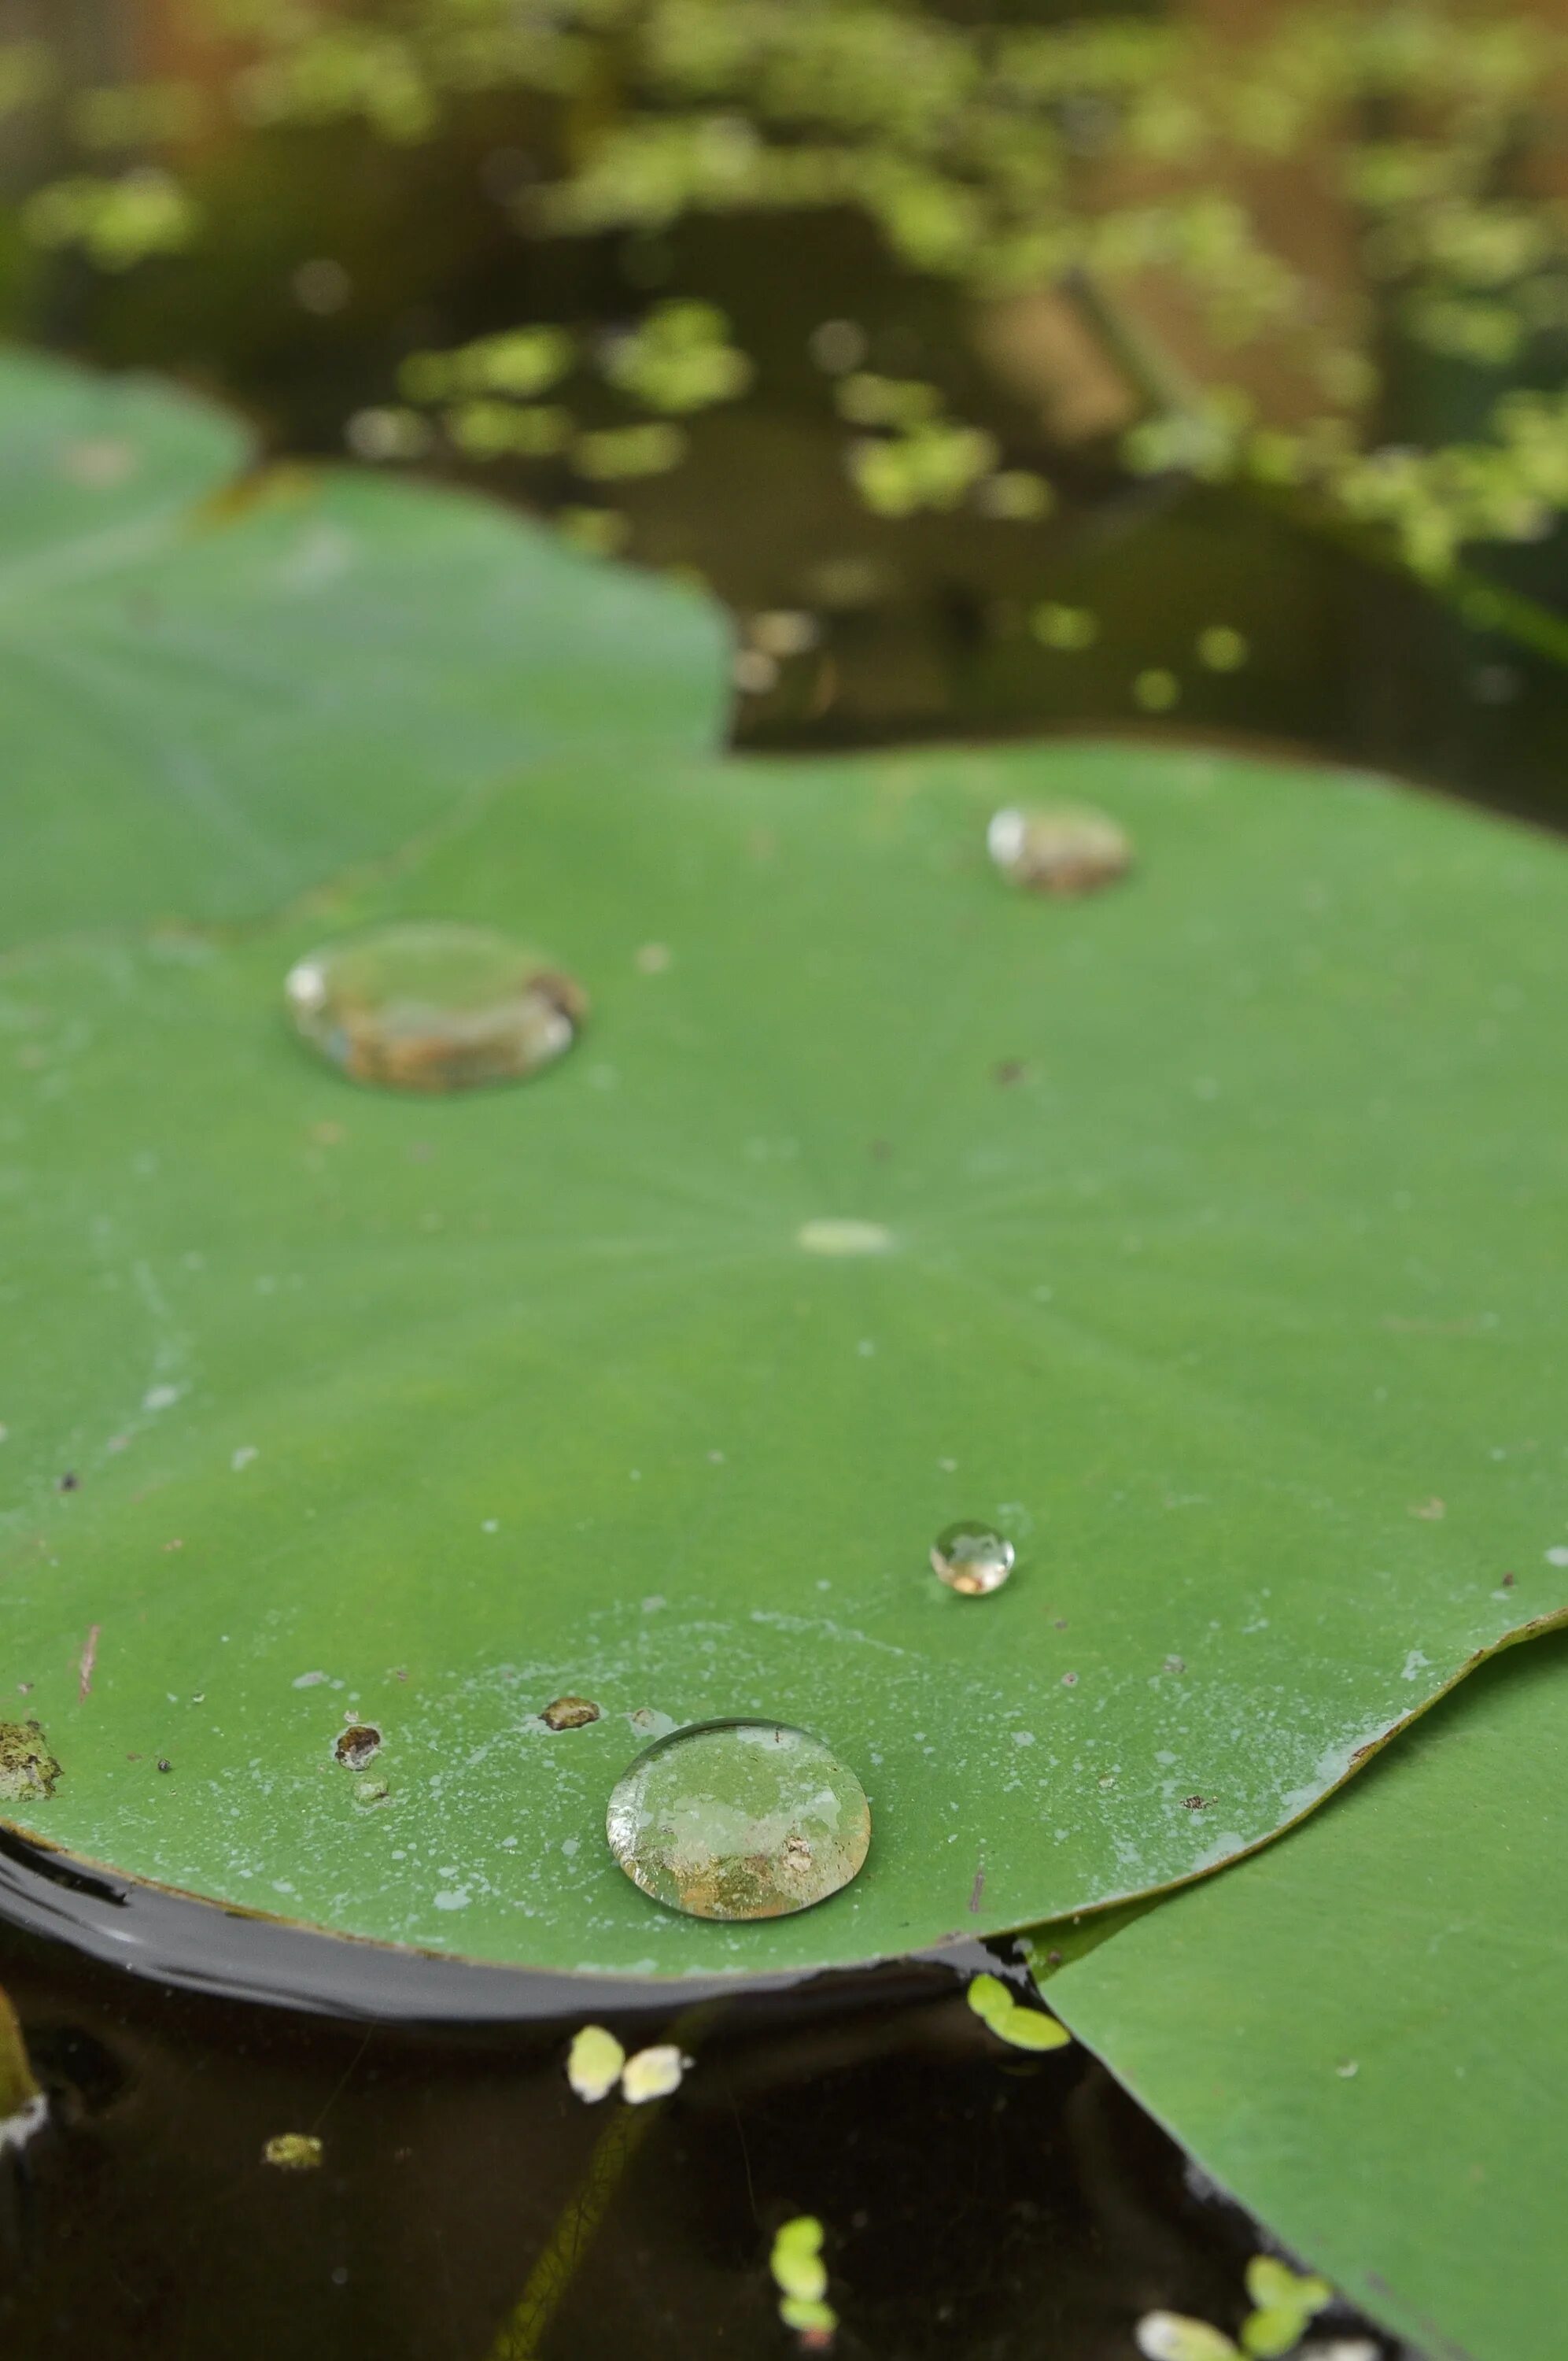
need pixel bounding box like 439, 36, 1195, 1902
1043, 1634, 1568, 2361
0, 349, 725, 951
2, 734, 1564, 1978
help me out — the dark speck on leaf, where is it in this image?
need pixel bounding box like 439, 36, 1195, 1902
334, 1724, 382, 1768
1182, 1794, 1207, 1810
541, 1695, 601, 1731
1502, 1571, 1516, 1587
157, 1759, 172, 1773
993, 1059, 1026, 1086
1046, 1949, 1062, 1967
57, 1472, 79, 1492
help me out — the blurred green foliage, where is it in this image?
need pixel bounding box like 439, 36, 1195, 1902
2, 0, 1567, 593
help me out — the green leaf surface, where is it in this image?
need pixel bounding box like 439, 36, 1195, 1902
0, 349, 726, 951
3, 701, 1566, 1975
1046, 1634, 1568, 2361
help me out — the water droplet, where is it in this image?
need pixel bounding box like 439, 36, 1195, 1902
930, 1521, 1015, 1596
796, 1217, 891, 1257
285, 923, 586, 1092
334, 1724, 381, 1768
987, 805, 1131, 896
262, 2132, 323, 2171
540, 1695, 601, 1731
605, 1719, 871, 1920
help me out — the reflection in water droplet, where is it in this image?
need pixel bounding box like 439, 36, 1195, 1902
285, 923, 586, 1092
987, 805, 1131, 896
931, 1521, 1015, 1596
605, 1719, 871, 1920
796, 1218, 891, 1257
541, 1695, 601, 1731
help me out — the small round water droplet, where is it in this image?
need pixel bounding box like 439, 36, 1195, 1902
987, 805, 1131, 896
931, 1520, 1015, 1596
605, 1719, 871, 1920
284, 923, 586, 1092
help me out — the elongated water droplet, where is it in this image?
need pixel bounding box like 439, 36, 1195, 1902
931, 1520, 1015, 1596
285, 922, 586, 1092
987, 804, 1131, 896
605, 1719, 870, 1920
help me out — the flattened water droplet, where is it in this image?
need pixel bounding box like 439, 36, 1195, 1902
987, 805, 1131, 896
540, 1695, 601, 1731
931, 1520, 1015, 1596
285, 922, 586, 1092
262, 2132, 323, 2171
605, 1719, 870, 1920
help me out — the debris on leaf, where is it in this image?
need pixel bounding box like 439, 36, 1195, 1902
0, 1720, 61, 1803
540, 1695, 601, 1731
334, 1723, 382, 1768
771, 2215, 838, 2345
565, 2023, 625, 2104
966, 1971, 1072, 2052
261, 2131, 323, 2171
619, 2043, 690, 2104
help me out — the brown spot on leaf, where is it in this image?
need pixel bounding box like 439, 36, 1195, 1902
541, 1696, 601, 1731
334, 1724, 382, 1769
0, 1720, 61, 1803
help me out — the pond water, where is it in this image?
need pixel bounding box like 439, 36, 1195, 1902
3, 0, 1564, 2348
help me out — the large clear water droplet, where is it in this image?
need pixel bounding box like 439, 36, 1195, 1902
605, 1719, 871, 1920
931, 1520, 1015, 1596
285, 922, 586, 1092
987, 804, 1131, 896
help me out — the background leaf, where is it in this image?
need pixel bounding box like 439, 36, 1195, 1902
3, 696, 1565, 1975
0, 351, 727, 951
1044, 1632, 1568, 2361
